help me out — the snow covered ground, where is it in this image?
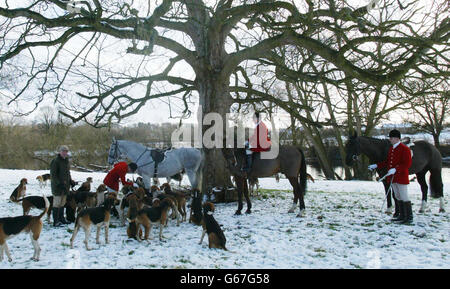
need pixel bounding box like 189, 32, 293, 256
0, 169, 448, 269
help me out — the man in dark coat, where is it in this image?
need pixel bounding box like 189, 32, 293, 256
50, 145, 73, 227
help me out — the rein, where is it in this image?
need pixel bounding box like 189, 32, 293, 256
134, 147, 155, 169
379, 172, 394, 212
111, 140, 155, 169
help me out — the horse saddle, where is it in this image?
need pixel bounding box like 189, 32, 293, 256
151, 149, 166, 164
150, 149, 168, 178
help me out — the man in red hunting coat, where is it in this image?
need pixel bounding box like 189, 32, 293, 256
242, 112, 272, 173
102, 161, 137, 204
368, 129, 413, 224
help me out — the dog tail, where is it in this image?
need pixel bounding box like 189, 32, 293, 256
38, 195, 50, 220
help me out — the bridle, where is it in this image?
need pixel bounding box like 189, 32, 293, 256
349, 137, 361, 163
108, 139, 122, 164
109, 139, 155, 169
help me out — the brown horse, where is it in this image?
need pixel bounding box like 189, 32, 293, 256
345, 133, 445, 213
222, 145, 308, 217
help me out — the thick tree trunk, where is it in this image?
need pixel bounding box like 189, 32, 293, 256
197, 73, 233, 199
302, 125, 335, 179
432, 133, 441, 149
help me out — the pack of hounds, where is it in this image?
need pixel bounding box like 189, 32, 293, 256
0, 174, 226, 263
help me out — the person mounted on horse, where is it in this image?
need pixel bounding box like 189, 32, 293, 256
242, 112, 272, 175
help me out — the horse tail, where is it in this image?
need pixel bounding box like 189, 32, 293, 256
429, 168, 443, 198
195, 149, 205, 192
297, 147, 307, 195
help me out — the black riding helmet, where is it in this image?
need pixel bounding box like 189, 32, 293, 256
388, 129, 401, 138
128, 162, 138, 172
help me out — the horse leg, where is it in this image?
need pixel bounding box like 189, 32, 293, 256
243, 179, 252, 214
288, 177, 305, 216
142, 175, 151, 190
416, 172, 429, 213
429, 168, 445, 213
298, 188, 306, 217
288, 179, 299, 213
235, 177, 244, 215
185, 169, 198, 190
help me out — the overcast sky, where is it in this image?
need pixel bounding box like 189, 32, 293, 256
0, 0, 426, 128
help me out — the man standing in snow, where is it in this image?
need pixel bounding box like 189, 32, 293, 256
368, 129, 413, 224
50, 145, 74, 227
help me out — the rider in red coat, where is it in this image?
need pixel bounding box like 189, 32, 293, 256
243, 112, 271, 173
103, 161, 137, 192
369, 129, 413, 224
248, 117, 272, 153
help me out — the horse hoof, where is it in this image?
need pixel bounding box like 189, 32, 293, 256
245, 209, 251, 214
439, 208, 446, 213
234, 211, 242, 216
296, 210, 306, 218
418, 209, 424, 214
287, 209, 295, 213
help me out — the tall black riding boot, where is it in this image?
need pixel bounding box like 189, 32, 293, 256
393, 199, 400, 218
53, 208, 62, 227
59, 207, 70, 225
392, 201, 404, 222
401, 201, 413, 224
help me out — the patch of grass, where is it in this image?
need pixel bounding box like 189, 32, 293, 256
128, 250, 135, 255
314, 253, 326, 258
179, 258, 192, 264
411, 231, 426, 238
239, 234, 252, 240
350, 263, 363, 269
109, 224, 117, 228
257, 189, 289, 200
328, 223, 340, 230
314, 247, 326, 253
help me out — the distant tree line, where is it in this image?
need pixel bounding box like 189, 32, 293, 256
0, 117, 179, 170
0, 113, 447, 174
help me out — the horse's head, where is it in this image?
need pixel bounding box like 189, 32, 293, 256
345, 132, 360, 166
107, 137, 121, 165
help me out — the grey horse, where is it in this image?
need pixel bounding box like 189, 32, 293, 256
107, 139, 203, 192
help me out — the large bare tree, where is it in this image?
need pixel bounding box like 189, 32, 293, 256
403, 78, 449, 149
1, 0, 449, 193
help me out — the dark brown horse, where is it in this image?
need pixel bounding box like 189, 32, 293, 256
222, 145, 308, 217
345, 133, 445, 213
